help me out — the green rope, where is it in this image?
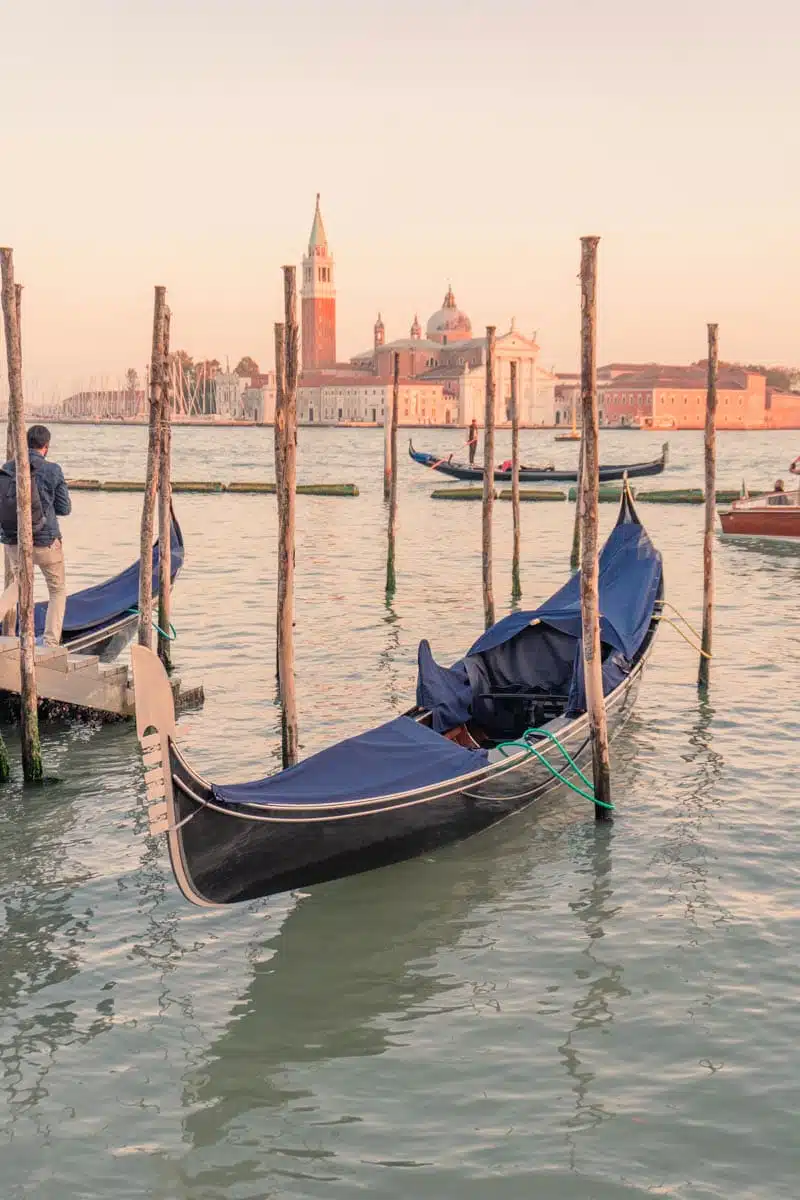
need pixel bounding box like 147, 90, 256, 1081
126, 607, 177, 641
496, 726, 615, 811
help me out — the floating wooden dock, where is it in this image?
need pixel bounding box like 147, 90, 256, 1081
68, 480, 359, 496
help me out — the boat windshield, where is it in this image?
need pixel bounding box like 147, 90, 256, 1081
733, 487, 800, 510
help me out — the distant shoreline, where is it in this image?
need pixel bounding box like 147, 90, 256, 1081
18, 419, 797, 432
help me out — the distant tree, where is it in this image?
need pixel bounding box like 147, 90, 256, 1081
125, 367, 139, 393
234, 356, 260, 379
174, 349, 194, 372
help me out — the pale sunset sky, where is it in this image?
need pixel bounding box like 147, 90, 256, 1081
2, 0, 798, 397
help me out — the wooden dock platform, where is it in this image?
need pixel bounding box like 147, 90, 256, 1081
0, 639, 204, 720
0, 638, 134, 716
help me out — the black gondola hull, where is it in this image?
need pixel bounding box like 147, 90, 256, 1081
164, 656, 647, 905
409, 440, 669, 483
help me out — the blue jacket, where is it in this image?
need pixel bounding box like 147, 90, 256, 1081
0, 450, 72, 546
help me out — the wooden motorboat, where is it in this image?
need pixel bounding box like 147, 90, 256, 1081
409, 440, 669, 483
719, 485, 800, 541
131, 489, 663, 908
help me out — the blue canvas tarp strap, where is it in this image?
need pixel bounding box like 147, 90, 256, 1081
213, 715, 489, 809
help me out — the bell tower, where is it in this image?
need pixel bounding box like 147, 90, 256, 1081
301, 194, 336, 371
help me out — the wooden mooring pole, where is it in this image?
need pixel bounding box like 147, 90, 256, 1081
1, 248, 40, 780
510, 359, 521, 600
2, 283, 22, 638
138, 286, 166, 649
482, 326, 496, 629
698, 323, 718, 688
157, 307, 173, 669
273, 321, 286, 685
277, 265, 299, 768
383, 353, 397, 501
578, 236, 611, 820
570, 437, 584, 571
386, 352, 400, 594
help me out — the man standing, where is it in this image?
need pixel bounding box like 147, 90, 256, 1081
0, 425, 71, 646
468, 418, 479, 466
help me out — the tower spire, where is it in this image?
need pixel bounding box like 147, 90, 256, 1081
308, 193, 328, 255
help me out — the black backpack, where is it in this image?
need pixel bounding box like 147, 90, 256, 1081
0, 467, 47, 540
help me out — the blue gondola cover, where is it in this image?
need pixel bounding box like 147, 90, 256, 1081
213, 715, 489, 808
32, 517, 184, 638
419, 499, 662, 729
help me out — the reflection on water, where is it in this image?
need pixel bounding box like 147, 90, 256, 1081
559, 825, 627, 1154
0, 427, 797, 1198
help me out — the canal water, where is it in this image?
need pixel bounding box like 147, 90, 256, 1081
0, 426, 797, 1199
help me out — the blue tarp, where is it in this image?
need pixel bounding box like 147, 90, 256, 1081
418, 497, 662, 729
32, 516, 185, 638
213, 715, 490, 808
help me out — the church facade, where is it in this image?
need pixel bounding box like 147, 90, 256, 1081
297, 197, 557, 427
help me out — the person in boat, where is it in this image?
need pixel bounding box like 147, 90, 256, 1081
0, 425, 72, 646
769, 479, 791, 506
468, 418, 479, 466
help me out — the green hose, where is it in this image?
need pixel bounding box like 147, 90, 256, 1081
496, 726, 615, 811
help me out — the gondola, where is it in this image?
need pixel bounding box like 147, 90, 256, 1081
33, 510, 184, 660
133, 488, 662, 908
409, 439, 669, 482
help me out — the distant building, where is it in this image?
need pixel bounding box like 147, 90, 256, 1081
213, 370, 249, 418
301, 194, 336, 371
297, 197, 555, 426
599, 366, 770, 429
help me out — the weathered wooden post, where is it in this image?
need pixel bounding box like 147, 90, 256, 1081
482, 326, 496, 629
273, 321, 286, 685
386, 352, 400, 593
2, 284, 22, 637
276, 266, 299, 768
570, 437, 584, 571
1, 248, 40, 781
138, 286, 166, 649
578, 236, 612, 819
699, 323, 718, 688
510, 359, 521, 600
157, 308, 173, 669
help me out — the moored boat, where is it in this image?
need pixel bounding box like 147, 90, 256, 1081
409, 440, 669, 483
132, 488, 663, 908
36, 509, 184, 659
719, 485, 800, 541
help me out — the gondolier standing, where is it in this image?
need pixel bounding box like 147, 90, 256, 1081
468, 418, 479, 466
0, 425, 71, 646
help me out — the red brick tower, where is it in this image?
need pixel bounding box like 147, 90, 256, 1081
301, 194, 336, 371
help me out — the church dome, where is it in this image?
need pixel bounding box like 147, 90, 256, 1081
426, 286, 472, 343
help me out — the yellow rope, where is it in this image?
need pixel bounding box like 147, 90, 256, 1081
660, 599, 703, 641
654, 614, 712, 659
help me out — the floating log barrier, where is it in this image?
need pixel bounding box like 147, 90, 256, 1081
636, 487, 759, 505
65, 479, 358, 495
568, 484, 626, 502
432, 486, 495, 501
498, 488, 566, 502
579, 234, 612, 820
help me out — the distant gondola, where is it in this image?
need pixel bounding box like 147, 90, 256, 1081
132, 488, 662, 908
34, 509, 184, 660
409, 439, 669, 483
